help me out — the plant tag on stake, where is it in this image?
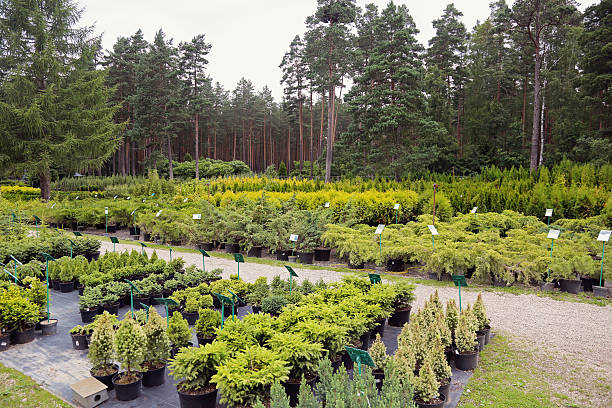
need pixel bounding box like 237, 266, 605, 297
155, 210, 162, 217
75, 196, 80, 200
126, 196, 130, 200
375, 224, 385, 235
428, 225, 439, 235
183, 198, 188, 203
130, 210, 136, 216
547, 229, 560, 240
324, 202, 330, 208
113, 195, 118, 200
545, 209, 553, 217
289, 234, 299, 242
470, 207, 478, 214
104, 208, 108, 215
394, 204, 400, 210
51, 203, 56, 209
597, 230, 611, 242
192, 214, 202, 220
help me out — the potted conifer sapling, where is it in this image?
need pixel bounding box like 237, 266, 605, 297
142, 308, 170, 387
112, 317, 146, 400
88, 311, 118, 390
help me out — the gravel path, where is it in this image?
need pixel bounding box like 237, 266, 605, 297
99, 242, 612, 403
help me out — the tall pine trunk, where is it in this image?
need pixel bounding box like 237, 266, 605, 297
195, 112, 199, 180
40, 167, 51, 201
167, 135, 174, 179
530, 44, 542, 172
325, 84, 334, 183
309, 90, 314, 178
299, 98, 304, 173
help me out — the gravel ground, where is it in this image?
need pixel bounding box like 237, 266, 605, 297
100, 241, 612, 405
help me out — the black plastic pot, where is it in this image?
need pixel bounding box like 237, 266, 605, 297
455, 349, 479, 371
134, 296, 151, 309
386, 258, 404, 272
112, 372, 142, 401
143, 233, 152, 242
297, 251, 314, 264
580, 277, 601, 292
77, 285, 84, 296
142, 365, 166, 387
40, 319, 58, 336
247, 246, 263, 258
129, 227, 141, 236
593, 286, 610, 298
80, 308, 99, 323
438, 378, 451, 401
51, 280, 61, 291
102, 303, 120, 315
177, 387, 218, 408
560, 279, 581, 294
225, 243, 240, 254
171, 342, 194, 358
331, 355, 343, 373
181, 311, 199, 326
314, 247, 331, 261
373, 371, 384, 391
276, 250, 289, 261
251, 305, 262, 314
476, 331, 485, 352
91, 365, 118, 390
371, 318, 386, 339
288, 255, 298, 263
359, 332, 370, 351
388, 306, 411, 327
415, 394, 445, 408
283, 376, 317, 406
342, 349, 354, 370
199, 242, 214, 251
444, 346, 454, 365
348, 261, 364, 269
483, 325, 491, 345
59, 281, 74, 293
0, 332, 11, 351
12, 326, 35, 344
71, 334, 88, 350
197, 336, 214, 347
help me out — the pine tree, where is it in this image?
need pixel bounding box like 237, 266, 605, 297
0, 0, 122, 199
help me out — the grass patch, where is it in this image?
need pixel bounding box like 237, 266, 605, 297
0, 363, 70, 408
458, 333, 575, 408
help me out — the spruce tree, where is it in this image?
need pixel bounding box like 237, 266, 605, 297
0, 0, 122, 199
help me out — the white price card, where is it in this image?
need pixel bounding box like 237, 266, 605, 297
94, 194, 98, 198
51, 203, 56, 209
142, 199, 146, 203
113, 195, 118, 199
597, 230, 611, 242
289, 234, 299, 242
126, 196, 131, 200
375, 224, 385, 235
192, 214, 202, 220
324, 202, 330, 208
545, 209, 553, 217
547, 229, 560, 240
104, 208, 108, 215
155, 210, 162, 217
130, 210, 136, 216
428, 225, 439, 235
470, 207, 478, 214
75, 196, 80, 200
183, 198, 188, 203
394, 204, 400, 210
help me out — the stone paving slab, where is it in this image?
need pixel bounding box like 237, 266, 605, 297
0, 244, 472, 407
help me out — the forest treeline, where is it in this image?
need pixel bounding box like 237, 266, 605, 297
0, 0, 610, 197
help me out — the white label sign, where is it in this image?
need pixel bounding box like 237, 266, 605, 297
51, 203, 56, 209
547, 229, 560, 240
95, 194, 98, 198
428, 225, 439, 236
130, 210, 136, 216
113, 195, 118, 200
545, 209, 553, 217
104, 208, 108, 215
75, 196, 80, 200
394, 204, 400, 210
324, 202, 330, 208
289, 234, 299, 242
470, 207, 478, 214
183, 198, 188, 203
155, 210, 162, 217
597, 230, 611, 242
126, 196, 131, 200
192, 214, 202, 220
375, 224, 385, 235
142, 199, 146, 203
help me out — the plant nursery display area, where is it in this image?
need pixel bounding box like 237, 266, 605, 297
1, 241, 488, 408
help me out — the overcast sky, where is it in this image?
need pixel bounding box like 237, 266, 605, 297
79, 0, 596, 100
